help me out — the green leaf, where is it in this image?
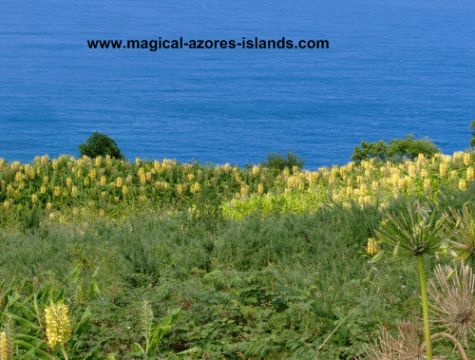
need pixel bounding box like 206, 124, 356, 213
15, 339, 60, 360
369, 251, 384, 263
15, 334, 50, 350
132, 343, 145, 354
64, 265, 82, 285
74, 307, 91, 339
4, 312, 39, 331
81, 339, 107, 360
148, 309, 182, 354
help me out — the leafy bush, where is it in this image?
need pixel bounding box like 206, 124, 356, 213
350, 140, 388, 163
351, 134, 441, 163
470, 119, 475, 148
78, 131, 124, 159
387, 134, 441, 162
260, 149, 306, 172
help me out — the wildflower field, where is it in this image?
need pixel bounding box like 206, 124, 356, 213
1, 151, 475, 359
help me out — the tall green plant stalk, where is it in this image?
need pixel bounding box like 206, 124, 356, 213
417, 256, 432, 360
375, 200, 447, 360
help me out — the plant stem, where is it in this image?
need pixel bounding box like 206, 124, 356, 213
420, 332, 468, 360
417, 255, 432, 360
60, 343, 69, 360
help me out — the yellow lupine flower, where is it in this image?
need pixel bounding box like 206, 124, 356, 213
346, 186, 353, 197
40, 185, 47, 194
139, 173, 146, 184
371, 180, 379, 191
0, 331, 13, 360
31, 194, 38, 204
366, 238, 379, 255
420, 169, 428, 178
115, 177, 123, 188
45, 302, 71, 348
187, 173, 195, 181
459, 179, 467, 191
84, 178, 90, 186
454, 151, 464, 162
283, 168, 290, 176
100, 175, 107, 186
66, 177, 72, 188
126, 175, 133, 185
176, 184, 184, 195
284, 188, 291, 196
258, 183, 264, 194
154, 160, 161, 171
332, 193, 340, 203
46, 202, 52, 211
408, 164, 416, 177
439, 163, 448, 177
54, 186, 61, 197
398, 177, 405, 190
52, 159, 58, 170
251, 165, 260, 177
223, 163, 231, 173
122, 185, 128, 195
292, 166, 300, 174
28, 169, 36, 180
89, 169, 97, 179
15, 171, 22, 182
464, 153, 472, 166
191, 182, 200, 194
467, 167, 474, 181
441, 154, 452, 164
423, 179, 431, 193
3, 200, 10, 210
95, 156, 102, 167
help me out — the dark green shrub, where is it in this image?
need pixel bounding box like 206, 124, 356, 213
78, 131, 124, 159
386, 134, 440, 162
260, 149, 306, 172
350, 140, 388, 163
351, 134, 441, 164
470, 119, 475, 148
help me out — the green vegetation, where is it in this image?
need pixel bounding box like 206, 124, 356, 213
259, 149, 306, 173
351, 134, 441, 164
2, 144, 475, 359
470, 119, 475, 148
78, 132, 124, 160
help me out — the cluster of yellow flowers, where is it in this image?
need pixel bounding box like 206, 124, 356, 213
1, 150, 475, 224
0, 332, 13, 360
224, 151, 475, 219
44, 301, 71, 348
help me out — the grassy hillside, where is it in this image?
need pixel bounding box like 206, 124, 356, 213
1, 152, 475, 359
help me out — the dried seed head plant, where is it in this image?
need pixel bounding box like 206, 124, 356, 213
359, 321, 426, 360
427, 263, 475, 347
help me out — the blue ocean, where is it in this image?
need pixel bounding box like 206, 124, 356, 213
1, 0, 474, 171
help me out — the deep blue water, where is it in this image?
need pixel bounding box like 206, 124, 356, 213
1, 0, 474, 170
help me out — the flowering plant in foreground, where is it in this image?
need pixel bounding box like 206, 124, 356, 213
375, 200, 446, 360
